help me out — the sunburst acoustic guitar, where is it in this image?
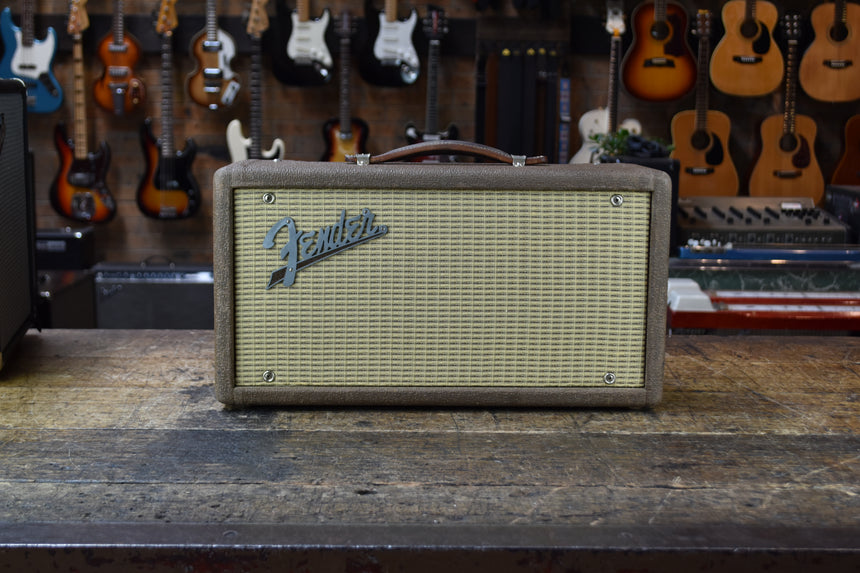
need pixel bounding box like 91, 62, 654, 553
709, 0, 783, 97
749, 14, 824, 205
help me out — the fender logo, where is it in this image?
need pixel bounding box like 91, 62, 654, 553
263, 209, 388, 289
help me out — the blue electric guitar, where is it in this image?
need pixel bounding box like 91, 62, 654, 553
0, 0, 63, 113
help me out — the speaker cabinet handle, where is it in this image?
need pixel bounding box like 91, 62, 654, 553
346, 140, 548, 166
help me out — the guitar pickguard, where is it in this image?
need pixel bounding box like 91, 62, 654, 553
0, 8, 63, 113
792, 135, 811, 169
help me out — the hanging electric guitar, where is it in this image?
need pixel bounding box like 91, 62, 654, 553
709, 0, 783, 97
359, 0, 420, 87
93, 0, 145, 116
570, 2, 641, 165
832, 114, 860, 185
405, 5, 457, 156
671, 10, 739, 197
321, 11, 368, 161
621, 0, 696, 102
187, 0, 240, 110
799, 0, 860, 102
227, 0, 285, 162
0, 0, 63, 113
749, 14, 824, 205
137, 0, 201, 220
50, 0, 115, 223
271, 0, 332, 86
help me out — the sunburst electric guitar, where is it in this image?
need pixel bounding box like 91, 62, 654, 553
0, 0, 63, 113
621, 0, 696, 101
571, 2, 641, 164
226, 0, 285, 162
749, 14, 824, 204
709, 0, 783, 97
187, 0, 240, 110
137, 0, 201, 220
359, 0, 420, 87
671, 10, 739, 197
321, 11, 368, 161
50, 0, 115, 223
799, 0, 860, 102
93, 0, 145, 115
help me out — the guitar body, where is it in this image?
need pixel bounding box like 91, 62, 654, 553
710, 0, 783, 96
621, 1, 696, 101
359, 0, 419, 87
226, 119, 286, 162
93, 32, 145, 115
270, 0, 332, 86
0, 7, 62, 113
570, 108, 642, 164
832, 114, 860, 185
799, 1, 860, 102
749, 114, 824, 204
50, 123, 115, 223
137, 119, 201, 220
670, 110, 739, 196
187, 27, 240, 109
321, 118, 369, 162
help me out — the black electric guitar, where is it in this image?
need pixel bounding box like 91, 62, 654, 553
321, 11, 368, 162
405, 6, 457, 158
137, 0, 200, 220
359, 0, 420, 87
50, 0, 115, 223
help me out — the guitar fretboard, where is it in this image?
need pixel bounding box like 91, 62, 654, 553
607, 33, 621, 134
72, 36, 88, 160
782, 35, 798, 137
694, 13, 711, 133
338, 25, 353, 138
160, 32, 175, 157
425, 38, 440, 134
249, 38, 263, 159
112, 0, 126, 46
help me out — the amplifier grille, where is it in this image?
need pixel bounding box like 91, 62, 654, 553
232, 187, 652, 389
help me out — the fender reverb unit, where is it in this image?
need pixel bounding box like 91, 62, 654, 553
213, 149, 670, 407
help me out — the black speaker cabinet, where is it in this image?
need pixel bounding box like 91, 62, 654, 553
214, 157, 671, 407
0, 79, 36, 371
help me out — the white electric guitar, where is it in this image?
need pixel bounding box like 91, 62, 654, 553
286, 0, 332, 73
360, 0, 419, 86
570, 1, 641, 164
227, 0, 285, 161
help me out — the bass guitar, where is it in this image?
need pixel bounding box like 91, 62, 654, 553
0, 0, 62, 113
750, 14, 824, 205
187, 0, 240, 110
405, 6, 458, 157
50, 0, 115, 224
359, 0, 420, 87
93, 0, 145, 116
670, 10, 739, 197
799, 0, 860, 102
570, 2, 641, 165
137, 0, 201, 220
621, 0, 696, 102
271, 0, 332, 86
709, 0, 783, 97
321, 11, 368, 161
832, 114, 860, 185
227, 0, 285, 162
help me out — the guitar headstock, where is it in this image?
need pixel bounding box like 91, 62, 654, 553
155, 0, 178, 36
247, 0, 270, 39
783, 12, 801, 44
694, 9, 711, 38
423, 5, 448, 40
337, 10, 355, 38
605, 1, 625, 37
68, 0, 90, 36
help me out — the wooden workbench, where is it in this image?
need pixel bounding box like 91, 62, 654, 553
0, 330, 857, 571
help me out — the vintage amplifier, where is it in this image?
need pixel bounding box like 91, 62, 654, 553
213, 144, 670, 407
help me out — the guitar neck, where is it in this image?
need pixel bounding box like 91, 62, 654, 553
21, 0, 34, 47
783, 38, 798, 136
745, 0, 756, 23
206, 0, 218, 43
694, 20, 711, 132
160, 33, 175, 157
654, 0, 667, 23
297, 0, 310, 22
249, 37, 263, 159
338, 30, 352, 136
835, 0, 848, 27
425, 39, 440, 134
112, 0, 125, 45
607, 34, 621, 134
384, 0, 397, 23
72, 36, 88, 160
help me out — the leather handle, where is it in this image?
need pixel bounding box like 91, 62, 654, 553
346, 140, 548, 166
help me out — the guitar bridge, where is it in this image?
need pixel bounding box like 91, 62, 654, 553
644, 57, 675, 68
773, 170, 802, 179
824, 59, 853, 70
685, 167, 715, 176
732, 55, 763, 64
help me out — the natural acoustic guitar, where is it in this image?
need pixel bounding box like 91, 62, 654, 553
709, 0, 783, 97
671, 9, 739, 197
621, 0, 696, 102
749, 14, 824, 205
799, 0, 860, 102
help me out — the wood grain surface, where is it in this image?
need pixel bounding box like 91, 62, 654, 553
0, 330, 858, 570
